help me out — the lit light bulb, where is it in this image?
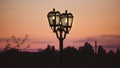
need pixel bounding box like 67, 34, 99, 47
65, 18, 67, 23
52, 16, 55, 20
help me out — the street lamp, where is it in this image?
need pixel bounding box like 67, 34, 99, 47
47, 8, 74, 68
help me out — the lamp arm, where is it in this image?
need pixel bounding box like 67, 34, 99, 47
55, 27, 66, 40
62, 30, 66, 40
53, 24, 70, 41
56, 31, 60, 39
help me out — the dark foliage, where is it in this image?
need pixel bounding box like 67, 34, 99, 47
0, 42, 120, 68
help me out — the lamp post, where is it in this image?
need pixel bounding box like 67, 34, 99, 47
47, 8, 74, 68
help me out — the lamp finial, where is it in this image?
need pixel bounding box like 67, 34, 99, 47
53, 8, 55, 11
65, 10, 67, 13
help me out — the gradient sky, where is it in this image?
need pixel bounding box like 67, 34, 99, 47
0, 0, 120, 51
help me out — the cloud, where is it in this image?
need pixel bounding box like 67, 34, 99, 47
75, 37, 95, 43
0, 37, 52, 44
103, 45, 120, 48
75, 35, 120, 48
100, 35, 120, 41
28, 39, 53, 44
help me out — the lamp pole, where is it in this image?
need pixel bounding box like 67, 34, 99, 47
59, 25, 64, 68
47, 8, 74, 68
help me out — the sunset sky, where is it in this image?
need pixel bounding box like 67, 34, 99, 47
0, 0, 120, 52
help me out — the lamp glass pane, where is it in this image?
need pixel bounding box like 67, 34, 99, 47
48, 12, 60, 26
56, 15, 60, 26
68, 17, 73, 27
61, 17, 68, 27
49, 15, 55, 26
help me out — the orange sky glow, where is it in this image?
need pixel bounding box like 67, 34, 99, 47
0, 0, 120, 52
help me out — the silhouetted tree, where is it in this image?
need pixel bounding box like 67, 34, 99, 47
116, 48, 120, 56
12, 35, 28, 51
63, 46, 78, 56
43, 45, 56, 54
51, 46, 55, 52
38, 48, 43, 52
44, 45, 51, 52
80, 42, 94, 56
0, 42, 120, 68
98, 45, 106, 55
4, 40, 11, 51
3, 35, 29, 52
108, 50, 115, 56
